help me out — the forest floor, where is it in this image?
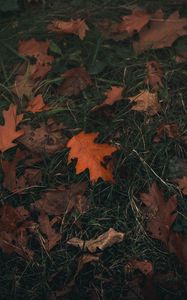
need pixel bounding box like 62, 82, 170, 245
0, 0, 187, 299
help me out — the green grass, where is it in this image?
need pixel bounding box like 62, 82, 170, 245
0, 0, 187, 299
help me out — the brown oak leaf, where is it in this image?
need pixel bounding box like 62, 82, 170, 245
58, 67, 92, 96
133, 10, 187, 54
67, 131, 118, 183
145, 61, 164, 91
125, 259, 153, 275
48, 19, 89, 40
175, 177, 187, 195
153, 123, 180, 143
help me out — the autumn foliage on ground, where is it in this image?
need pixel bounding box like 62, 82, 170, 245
0, 0, 187, 299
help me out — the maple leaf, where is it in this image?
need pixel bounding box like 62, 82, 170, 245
58, 67, 92, 96
48, 19, 89, 40
32, 183, 89, 215
145, 61, 163, 91
118, 9, 150, 36
91, 86, 124, 111
125, 260, 153, 275
140, 183, 177, 244
18, 119, 68, 155
25, 94, 48, 113
67, 132, 118, 183
175, 177, 187, 195
153, 123, 180, 143
67, 228, 124, 252
133, 10, 187, 54
0, 104, 24, 153
129, 90, 161, 116
18, 39, 54, 80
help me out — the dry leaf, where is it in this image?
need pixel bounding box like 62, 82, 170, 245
67, 228, 124, 252
153, 123, 180, 143
118, 9, 150, 36
32, 182, 89, 215
175, 177, 187, 195
0, 104, 24, 153
67, 131, 118, 183
125, 259, 153, 275
18, 119, 68, 154
25, 94, 48, 113
145, 61, 163, 91
140, 183, 177, 244
91, 86, 124, 111
133, 10, 187, 54
48, 19, 89, 40
38, 212, 61, 251
58, 67, 92, 96
18, 39, 54, 80
12, 74, 35, 98
176, 51, 187, 63
129, 90, 160, 116
0, 204, 34, 259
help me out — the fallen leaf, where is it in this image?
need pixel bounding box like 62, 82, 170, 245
125, 259, 153, 275
67, 228, 124, 252
67, 131, 118, 183
25, 94, 48, 113
96, 19, 128, 41
32, 182, 89, 215
48, 19, 89, 40
153, 123, 180, 143
91, 86, 124, 111
129, 90, 161, 116
58, 67, 92, 96
145, 61, 164, 91
38, 212, 61, 251
12, 74, 35, 98
18, 119, 68, 154
0, 204, 34, 259
18, 39, 54, 80
133, 10, 187, 54
176, 51, 187, 63
168, 231, 187, 271
15, 168, 42, 194
0, 104, 24, 152
175, 177, 187, 195
118, 9, 150, 36
140, 183, 177, 244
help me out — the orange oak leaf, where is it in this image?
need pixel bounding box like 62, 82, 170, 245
118, 9, 150, 36
18, 39, 54, 80
140, 183, 177, 244
133, 10, 187, 54
25, 94, 48, 113
48, 19, 89, 40
175, 177, 187, 195
153, 123, 180, 143
58, 67, 92, 96
67, 132, 118, 183
91, 86, 124, 111
129, 90, 161, 116
145, 61, 164, 91
0, 104, 24, 153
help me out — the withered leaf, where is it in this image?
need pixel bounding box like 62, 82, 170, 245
67, 228, 124, 252
153, 123, 180, 143
0, 104, 24, 153
58, 67, 92, 96
140, 183, 177, 244
91, 86, 124, 111
32, 182, 89, 215
48, 19, 89, 40
175, 177, 187, 195
125, 259, 153, 275
67, 131, 118, 183
133, 10, 187, 54
129, 90, 161, 116
145, 61, 164, 91
15, 168, 42, 194
38, 212, 61, 251
26, 94, 49, 113
18, 119, 68, 155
